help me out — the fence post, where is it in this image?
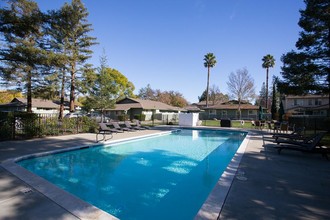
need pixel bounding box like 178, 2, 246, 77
11, 116, 15, 140
38, 116, 41, 138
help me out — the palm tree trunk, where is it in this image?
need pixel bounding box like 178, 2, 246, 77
206, 67, 210, 107
265, 68, 269, 111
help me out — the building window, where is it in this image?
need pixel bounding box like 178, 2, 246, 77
315, 99, 322, 105
294, 99, 298, 106
209, 110, 216, 115
222, 110, 227, 116
308, 99, 313, 106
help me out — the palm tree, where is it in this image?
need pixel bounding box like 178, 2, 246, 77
262, 54, 275, 110
203, 53, 217, 107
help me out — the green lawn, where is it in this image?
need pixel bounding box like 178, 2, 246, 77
201, 120, 254, 129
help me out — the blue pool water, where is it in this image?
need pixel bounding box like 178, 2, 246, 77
19, 129, 246, 219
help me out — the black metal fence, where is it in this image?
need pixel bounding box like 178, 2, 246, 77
288, 116, 330, 132
0, 112, 98, 141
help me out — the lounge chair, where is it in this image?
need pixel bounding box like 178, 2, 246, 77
273, 122, 281, 132
100, 123, 121, 133
124, 121, 143, 130
96, 123, 115, 142
136, 120, 150, 129
106, 122, 124, 133
288, 123, 295, 132
254, 120, 265, 130
272, 127, 305, 140
111, 121, 134, 132
279, 122, 289, 133
266, 121, 273, 133
274, 132, 329, 159
255, 120, 260, 128
274, 130, 318, 145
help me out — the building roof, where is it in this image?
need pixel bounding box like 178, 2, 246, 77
195, 100, 251, 108
112, 97, 185, 112
111, 103, 140, 111
205, 103, 259, 110
285, 94, 329, 99
194, 100, 223, 107
185, 105, 203, 112
11, 98, 60, 109
203, 100, 259, 110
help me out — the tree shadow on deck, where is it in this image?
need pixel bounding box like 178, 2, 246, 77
219, 131, 330, 219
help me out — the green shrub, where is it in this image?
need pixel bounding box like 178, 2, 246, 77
118, 114, 129, 121
0, 112, 14, 140
80, 116, 98, 133
0, 121, 13, 140
39, 117, 60, 136
134, 114, 146, 121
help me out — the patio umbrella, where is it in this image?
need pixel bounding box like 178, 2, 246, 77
259, 106, 264, 120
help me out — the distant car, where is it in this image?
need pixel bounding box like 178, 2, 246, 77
64, 113, 83, 118
87, 113, 110, 122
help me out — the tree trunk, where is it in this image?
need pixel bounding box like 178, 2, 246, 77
58, 68, 66, 120
27, 70, 32, 113
238, 98, 241, 120
265, 68, 269, 111
206, 67, 210, 107
69, 63, 75, 112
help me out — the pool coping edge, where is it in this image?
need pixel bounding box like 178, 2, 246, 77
195, 131, 250, 220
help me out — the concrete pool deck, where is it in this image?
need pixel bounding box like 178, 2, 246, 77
0, 128, 329, 219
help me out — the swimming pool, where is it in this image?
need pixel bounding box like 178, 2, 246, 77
18, 128, 247, 219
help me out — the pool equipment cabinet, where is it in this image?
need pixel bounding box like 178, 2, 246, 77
179, 113, 200, 127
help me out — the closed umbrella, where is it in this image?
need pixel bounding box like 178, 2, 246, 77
259, 106, 264, 120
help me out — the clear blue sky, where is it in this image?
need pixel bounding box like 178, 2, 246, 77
35, 0, 305, 103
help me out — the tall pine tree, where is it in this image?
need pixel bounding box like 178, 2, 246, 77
271, 77, 280, 120
57, 0, 97, 112
279, 0, 330, 115
0, 0, 46, 112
